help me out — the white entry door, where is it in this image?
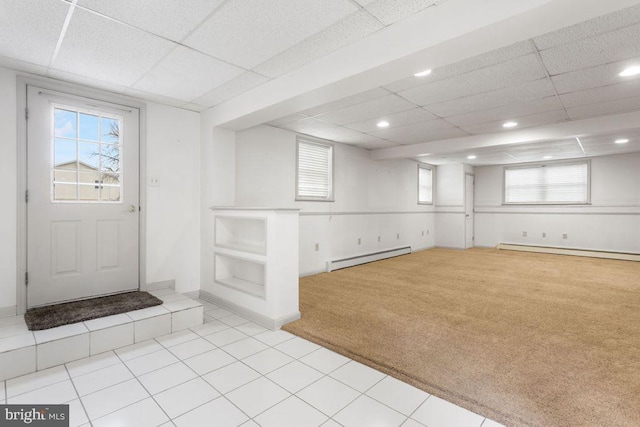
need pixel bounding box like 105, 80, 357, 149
465, 174, 474, 248
26, 86, 140, 307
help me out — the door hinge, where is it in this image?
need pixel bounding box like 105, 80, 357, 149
25, 272, 29, 286
25, 190, 29, 203
25, 108, 29, 120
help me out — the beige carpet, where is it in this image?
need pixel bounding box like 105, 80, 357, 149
283, 248, 640, 427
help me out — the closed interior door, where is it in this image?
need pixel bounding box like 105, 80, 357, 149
26, 86, 140, 307
465, 174, 474, 248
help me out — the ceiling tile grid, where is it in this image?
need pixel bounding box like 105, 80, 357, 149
559, 78, 640, 108
398, 54, 547, 106
550, 59, 640, 94
459, 109, 569, 135
133, 46, 245, 102
51, 8, 176, 87
77, 0, 226, 42
566, 95, 640, 120
252, 10, 384, 78
0, 0, 69, 67
444, 96, 564, 127
194, 71, 270, 107
538, 23, 640, 75
344, 107, 436, 133
362, 0, 438, 26
182, 0, 358, 69
301, 87, 391, 117
315, 94, 417, 125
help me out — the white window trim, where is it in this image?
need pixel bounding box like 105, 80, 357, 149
503, 159, 591, 205
417, 163, 434, 205
295, 136, 335, 202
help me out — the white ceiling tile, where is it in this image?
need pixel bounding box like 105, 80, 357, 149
428, 78, 555, 117
551, 59, 640, 94
539, 23, 640, 75
363, 0, 438, 26
266, 113, 312, 127
399, 54, 546, 105
397, 127, 468, 144
77, 0, 225, 42
559, 79, 640, 108
628, 4, 640, 21
383, 40, 535, 93
134, 46, 244, 102
369, 119, 462, 143
0, 0, 68, 66
566, 95, 640, 120
53, 8, 176, 86
344, 107, 436, 133
315, 94, 417, 125
183, 0, 357, 69
445, 96, 563, 127
460, 109, 568, 135
353, 140, 399, 150
46, 68, 128, 94
302, 88, 390, 117
279, 118, 367, 142
533, 7, 638, 50
195, 72, 269, 107
337, 133, 392, 145
253, 10, 383, 78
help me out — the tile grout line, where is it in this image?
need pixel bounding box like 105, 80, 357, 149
63, 364, 92, 426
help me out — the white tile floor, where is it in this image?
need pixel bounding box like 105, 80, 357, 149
0, 300, 506, 427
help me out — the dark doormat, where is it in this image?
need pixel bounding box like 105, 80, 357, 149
25, 291, 163, 331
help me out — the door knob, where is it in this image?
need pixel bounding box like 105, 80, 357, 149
128, 205, 137, 213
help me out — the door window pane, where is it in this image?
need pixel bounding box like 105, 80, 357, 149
51, 105, 123, 203
79, 113, 100, 141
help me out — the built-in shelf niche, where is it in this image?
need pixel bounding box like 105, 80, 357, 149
214, 253, 265, 299
215, 216, 266, 255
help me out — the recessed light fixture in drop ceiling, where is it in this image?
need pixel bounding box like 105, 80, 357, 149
503, 121, 518, 128
377, 121, 390, 128
467, 155, 477, 160
414, 69, 432, 77
619, 66, 640, 77
615, 138, 629, 144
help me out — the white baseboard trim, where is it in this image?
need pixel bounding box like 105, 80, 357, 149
497, 243, 640, 262
145, 280, 175, 291
434, 245, 467, 250
327, 246, 411, 272
199, 290, 301, 330
0, 305, 17, 318
183, 290, 200, 299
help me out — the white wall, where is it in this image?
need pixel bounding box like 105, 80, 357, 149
235, 125, 435, 275
0, 67, 203, 313
200, 117, 237, 291
0, 68, 18, 311
145, 103, 201, 294
474, 153, 640, 253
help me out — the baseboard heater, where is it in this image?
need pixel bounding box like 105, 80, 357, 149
326, 246, 412, 272
496, 243, 640, 262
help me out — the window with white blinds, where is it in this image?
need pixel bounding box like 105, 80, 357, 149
504, 161, 589, 204
296, 138, 334, 201
418, 164, 433, 204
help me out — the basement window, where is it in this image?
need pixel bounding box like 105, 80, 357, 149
296, 137, 334, 201
504, 160, 590, 204
418, 164, 433, 204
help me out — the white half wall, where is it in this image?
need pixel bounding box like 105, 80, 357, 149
145, 103, 201, 294
474, 152, 640, 253
234, 125, 435, 275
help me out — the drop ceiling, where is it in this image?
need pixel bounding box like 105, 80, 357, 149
1, 0, 640, 165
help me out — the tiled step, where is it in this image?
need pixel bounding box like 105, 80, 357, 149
0, 290, 203, 381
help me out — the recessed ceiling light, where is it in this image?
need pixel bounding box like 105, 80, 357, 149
467, 155, 477, 160
503, 121, 518, 128
543, 155, 553, 159
615, 138, 629, 144
377, 121, 390, 128
619, 66, 640, 77
414, 69, 432, 77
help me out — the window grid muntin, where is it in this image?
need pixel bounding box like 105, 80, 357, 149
51, 104, 123, 203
